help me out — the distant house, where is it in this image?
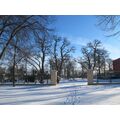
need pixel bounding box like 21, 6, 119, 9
113, 58, 120, 72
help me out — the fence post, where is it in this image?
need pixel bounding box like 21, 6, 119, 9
51, 70, 57, 85
87, 69, 93, 85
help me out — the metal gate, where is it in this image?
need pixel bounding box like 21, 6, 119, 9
93, 70, 120, 84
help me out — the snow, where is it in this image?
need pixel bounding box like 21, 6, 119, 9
1, 79, 120, 105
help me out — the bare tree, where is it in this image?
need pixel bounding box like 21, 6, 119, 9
63, 58, 77, 79
97, 15, 120, 36
0, 15, 55, 86
106, 58, 113, 71
81, 46, 92, 69
77, 58, 87, 78
50, 36, 75, 83
0, 16, 33, 59
96, 49, 109, 76
88, 39, 101, 70
81, 39, 109, 72
0, 15, 53, 60
33, 31, 52, 83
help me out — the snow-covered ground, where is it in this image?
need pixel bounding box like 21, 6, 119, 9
1, 79, 120, 105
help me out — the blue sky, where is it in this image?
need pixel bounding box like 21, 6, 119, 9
53, 15, 120, 60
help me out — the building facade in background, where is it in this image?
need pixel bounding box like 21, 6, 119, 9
113, 58, 120, 72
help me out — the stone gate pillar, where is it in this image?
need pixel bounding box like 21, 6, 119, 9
51, 70, 57, 85
87, 69, 93, 85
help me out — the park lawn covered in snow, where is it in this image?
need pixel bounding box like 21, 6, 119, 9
1, 79, 120, 105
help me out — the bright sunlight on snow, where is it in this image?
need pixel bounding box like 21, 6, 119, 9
1, 79, 120, 105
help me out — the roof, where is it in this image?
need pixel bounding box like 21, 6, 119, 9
113, 58, 120, 62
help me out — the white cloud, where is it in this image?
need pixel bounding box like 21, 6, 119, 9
68, 36, 92, 46
69, 36, 120, 59
58, 34, 120, 59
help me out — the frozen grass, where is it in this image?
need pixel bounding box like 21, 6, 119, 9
0, 79, 120, 105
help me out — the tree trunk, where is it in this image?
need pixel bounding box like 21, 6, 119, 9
12, 39, 18, 87
40, 53, 45, 84
104, 62, 106, 79
12, 60, 15, 87
12, 47, 16, 87
98, 66, 101, 75
25, 59, 28, 84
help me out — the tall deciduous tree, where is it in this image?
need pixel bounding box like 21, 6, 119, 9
0, 15, 53, 60
81, 39, 109, 72
50, 36, 75, 83
33, 31, 52, 83
0, 15, 55, 85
